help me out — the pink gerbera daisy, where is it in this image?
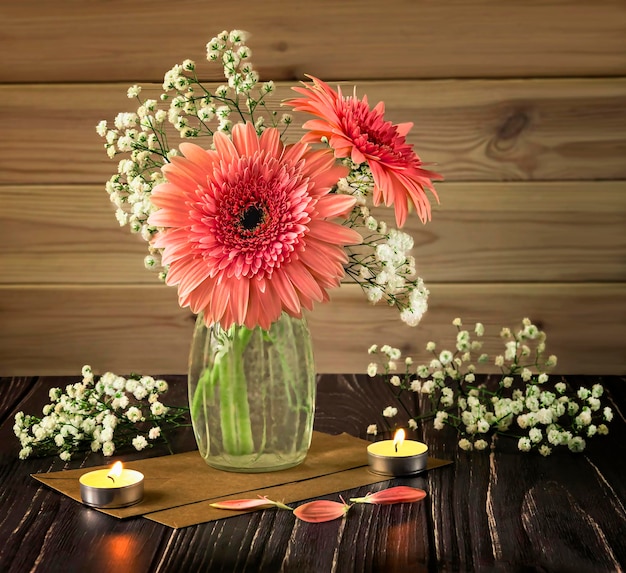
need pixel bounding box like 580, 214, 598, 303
285, 76, 443, 228
147, 122, 361, 330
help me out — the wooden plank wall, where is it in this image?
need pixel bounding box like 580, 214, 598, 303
1, 1, 625, 376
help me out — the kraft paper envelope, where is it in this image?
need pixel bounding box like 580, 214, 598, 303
32, 431, 451, 528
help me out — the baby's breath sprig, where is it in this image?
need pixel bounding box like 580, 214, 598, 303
366, 318, 613, 455
14, 366, 189, 461
338, 161, 429, 326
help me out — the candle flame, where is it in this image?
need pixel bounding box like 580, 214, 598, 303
107, 461, 123, 483
393, 429, 405, 452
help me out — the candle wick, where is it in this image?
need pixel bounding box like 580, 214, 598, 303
395, 443, 398, 453
107, 475, 115, 483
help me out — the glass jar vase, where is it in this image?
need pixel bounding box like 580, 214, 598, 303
188, 312, 316, 472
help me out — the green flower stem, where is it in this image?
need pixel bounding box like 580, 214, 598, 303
216, 326, 255, 456
191, 366, 218, 421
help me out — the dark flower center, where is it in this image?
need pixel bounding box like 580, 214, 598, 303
240, 205, 264, 231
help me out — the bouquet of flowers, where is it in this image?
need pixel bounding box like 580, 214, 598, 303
92, 29, 444, 470
96, 29, 441, 330
366, 318, 613, 455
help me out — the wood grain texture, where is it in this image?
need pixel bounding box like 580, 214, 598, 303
1, 1, 624, 83
2, 181, 624, 285
1, 375, 624, 572
1, 78, 624, 185
1, 283, 624, 376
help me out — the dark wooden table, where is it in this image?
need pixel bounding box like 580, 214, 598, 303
1, 374, 624, 573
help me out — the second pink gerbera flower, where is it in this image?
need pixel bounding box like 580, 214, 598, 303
148, 122, 361, 329
285, 76, 443, 228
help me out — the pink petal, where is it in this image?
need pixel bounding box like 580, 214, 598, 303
210, 496, 291, 511
232, 122, 261, 157
307, 220, 362, 246
210, 498, 278, 510
314, 195, 357, 218
293, 500, 351, 523
350, 486, 427, 505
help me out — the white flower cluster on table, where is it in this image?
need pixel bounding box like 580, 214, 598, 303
96, 29, 430, 326
366, 318, 613, 455
14, 366, 188, 461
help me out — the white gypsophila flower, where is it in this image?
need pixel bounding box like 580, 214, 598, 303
495, 355, 505, 367
387, 361, 397, 371
538, 444, 552, 457
521, 368, 533, 382
587, 425, 597, 437
126, 406, 143, 423
133, 385, 148, 400
148, 427, 161, 440
587, 397, 601, 411
536, 408, 553, 425
458, 438, 472, 451
132, 435, 149, 451
127, 85, 142, 98
102, 441, 115, 456
567, 436, 586, 453
389, 375, 401, 387
476, 419, 490, 434
547, 428, 561, 446
591, 384, 604, 398
440, 387, 454, 407
452, 318, 462, 327
367, 363, 378, 377
408, 419, 418, 430
99, 427, 113, 443
474, 322, 484, 336
367, 424, 378, 436
474, 439, 488, 451
518, 437, 532, 452
538, 373, 549, 384
504, 341, 517, 361
439, 350, 453, 365
365, 285, 383, 303
387, 347, 401, 360
577, 387, 590, 400
367, 344, 378, 354
409, 379, 421, 393
431, 411, 447, 431
603, 407, 613, 422
568, 402, 580, 416
598, 424, 609, 435
102, 413, 118, 429
150, 402, 169, 416
421, 380, 435, 395
382, 406, 398, 418
529, 428, 543, 443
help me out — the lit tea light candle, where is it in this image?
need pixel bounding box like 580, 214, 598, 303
367, 429, 428, 476
79, 461, 144, 508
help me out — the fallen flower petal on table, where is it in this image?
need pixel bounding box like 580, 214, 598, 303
293, 499, 352, 523
349, 486, 427, 505
210, 496, 292, 511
